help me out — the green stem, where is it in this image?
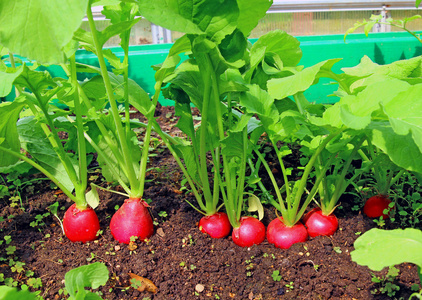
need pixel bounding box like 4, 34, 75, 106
272, 142, 291, 206
235, 127, 248, 221
247, 157, 280, 210
86, 5, 138, 192
83, 131, 131, 194
69, 55, 88, 205
289, 130, 344, 223
206, 54, 239, 227
197, 61, 213, 205
324, 135, 366, 214
61, 63, 126, 169
254, 149, 288, 215
138, 81, 163, 197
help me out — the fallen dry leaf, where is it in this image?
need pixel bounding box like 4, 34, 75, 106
156, 228, 165, 237
128, 242, 137, 251
129, 273, 158, 294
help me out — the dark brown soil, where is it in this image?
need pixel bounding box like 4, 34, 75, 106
0, 105, 420, 300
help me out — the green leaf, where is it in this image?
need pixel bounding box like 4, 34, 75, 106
17, 117, 77, 192
251, 30, 302, 68
351, 228, 422, 274
137, 0, 239, 44
0, 65, 24, 97
0, 286, 36, 300
0, 0, 89, 63
336, 78, 410, 130
65, 262, 109, 299
0, 99, 26, 167
155, 34, 191, 82
236, 0, 272, 37
14, 65, 58, 108
267, 59, 341, 100
98, 18, 141, 47
382, 84, 422, 153
342, 55, 421, 80
369, 121, 422, 174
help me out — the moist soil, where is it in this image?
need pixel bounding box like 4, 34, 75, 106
0, 105, 420, 300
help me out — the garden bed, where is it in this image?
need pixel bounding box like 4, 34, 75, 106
0, 105, 419, 300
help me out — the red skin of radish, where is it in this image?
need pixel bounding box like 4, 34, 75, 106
63, 203, 100, 243
267, 218, 308, 249
232, 216, 266, 247
199, 212, 231, 238
304, 208, 339, 237
363, 195, 392, 219
110, 198, 154, 244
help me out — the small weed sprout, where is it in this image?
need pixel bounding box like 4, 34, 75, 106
371, 266, 400, 297
271, 270, 282, 282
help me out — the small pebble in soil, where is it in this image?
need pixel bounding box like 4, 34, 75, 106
277, 288, 285, 295
195, 284, 205, 293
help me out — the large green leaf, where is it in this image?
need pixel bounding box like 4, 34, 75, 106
369, 121, 422, 173
14, 65, 58, 108
383, 84, 422, 153
342, 55, 421, 79
352, 228, 422, 275
64, 262, 109, 299
0, 97, 26, 167
138, 0, 238, 44
0, 0, 88, 63
0, 64, 23, 97
17, 117, 77, 192
267, 59, 341, 100
331, 78, 410, 130
250, 30, 302, 68
0, 287, 36, 300
236, 0, 272, 37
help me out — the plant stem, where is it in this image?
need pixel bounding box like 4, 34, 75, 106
197, 60, 213, 206
324, 135, 366, 214
138, 81, 163, 197
59, 64, 126, 170
69, 55, 88, 206
288, 130, 343, 224
254, 149, 288, 215
86, 5, 138, 194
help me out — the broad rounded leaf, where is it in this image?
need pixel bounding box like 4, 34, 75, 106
352, 228, 422, 273
65, 262, 109, 298
0, 0, 88, 63
383, 84, 422, 153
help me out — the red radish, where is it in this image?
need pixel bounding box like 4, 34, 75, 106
304, 208, 338, 237
199, 212, 231, 238
363, 195, 392, 219
232, 216, 266, 247
63, 203, 100, 243
267, 218, 308, 249
110, 198, 154, 244
302, 207, 320, 224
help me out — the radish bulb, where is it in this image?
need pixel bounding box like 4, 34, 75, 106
232, 216, 266, 247
199, 212, 231, 238
63, 203, 100, 243
267, 218, 308, 249
363, 195, 392, 219
304, 208, 338, 237
110, 198, 154, 244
